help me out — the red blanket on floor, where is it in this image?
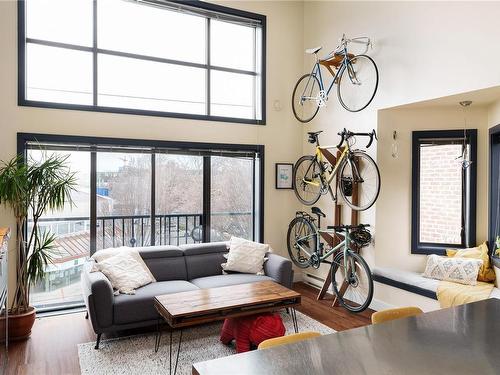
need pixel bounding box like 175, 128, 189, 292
219, 313, 286, 353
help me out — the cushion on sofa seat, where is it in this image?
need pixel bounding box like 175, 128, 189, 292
190, 274, 274, 289
113, 280, 199, 325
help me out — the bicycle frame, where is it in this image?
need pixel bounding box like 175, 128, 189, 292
294, 224, 355, 275
301, 43, 355, 103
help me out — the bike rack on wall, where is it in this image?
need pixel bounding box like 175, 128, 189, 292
315, 149, 360, 307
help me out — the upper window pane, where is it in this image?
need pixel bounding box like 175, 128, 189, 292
211, 71, 255, 119
26, 43, 93, 105
98, 54, 206, 114
211, 20, 255, 71
26, 0, 93, 46
419, 143, 463, 245
98, 0, 206, 64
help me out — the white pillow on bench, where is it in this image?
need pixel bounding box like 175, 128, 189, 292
423, 254, 482, 286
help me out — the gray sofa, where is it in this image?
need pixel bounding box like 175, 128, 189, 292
81, 242, 294, 349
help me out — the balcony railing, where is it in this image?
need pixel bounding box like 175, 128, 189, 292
34, 212, 252, 258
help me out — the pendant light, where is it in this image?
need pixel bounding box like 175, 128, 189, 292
458, 100, 473, 169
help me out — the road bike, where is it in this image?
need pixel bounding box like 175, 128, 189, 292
292, 34, 379, 123
293, 128, 380, 210
287, 207, 373, 312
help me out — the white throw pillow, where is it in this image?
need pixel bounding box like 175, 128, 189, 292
423, 254, 482, 285
222, 237, 269, 274
91, 247, 156, 282
95, 252, 154, 294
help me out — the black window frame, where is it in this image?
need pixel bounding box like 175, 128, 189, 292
17, 0, 267, 125
411, 129, 477, 255
489, 124, 500, 251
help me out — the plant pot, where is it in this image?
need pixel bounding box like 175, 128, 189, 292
4, 307, 36, 341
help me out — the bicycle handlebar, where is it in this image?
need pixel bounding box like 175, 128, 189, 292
327, 223, 370, 232
336, 128, 378, 149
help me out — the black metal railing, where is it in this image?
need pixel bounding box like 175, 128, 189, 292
34, 212, 252, 252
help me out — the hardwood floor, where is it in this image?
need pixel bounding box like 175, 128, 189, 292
7, 282, 373, 374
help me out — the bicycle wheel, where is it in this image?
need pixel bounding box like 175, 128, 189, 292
337, 55, 378, 112
191, 225, 203, 242
287, 216, 317, 268
338, 151, 380, 211
331, 250, 373, 312
293, 155, 323, 205
292, 74, 321, 123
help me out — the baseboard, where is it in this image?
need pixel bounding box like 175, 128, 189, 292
369, 298, 395, 312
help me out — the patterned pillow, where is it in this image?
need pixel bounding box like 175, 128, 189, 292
222, 237, 269, 274
423, 254, 483, 285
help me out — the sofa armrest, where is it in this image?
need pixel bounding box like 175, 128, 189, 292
264, 253, 294, 288
81, 261, 114, 332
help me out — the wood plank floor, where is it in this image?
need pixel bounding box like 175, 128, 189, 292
7, 282, 373, 375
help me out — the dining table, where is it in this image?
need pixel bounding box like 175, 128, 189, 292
192, 298, 500, 374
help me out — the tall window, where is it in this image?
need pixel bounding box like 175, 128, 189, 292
411, 130, 477, 254
19, 0, 266, 124
21, 134, 264, 311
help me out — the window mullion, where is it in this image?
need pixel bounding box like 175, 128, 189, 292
206, 18, 211, 117
93, 0, 98, 106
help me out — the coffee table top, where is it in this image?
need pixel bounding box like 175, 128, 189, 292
154, 281, 301, 328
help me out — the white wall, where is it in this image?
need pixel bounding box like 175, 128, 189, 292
302, 1, 500, 286
0, 0, 305, 300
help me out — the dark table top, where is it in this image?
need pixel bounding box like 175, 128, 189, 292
192, 299, 500, 375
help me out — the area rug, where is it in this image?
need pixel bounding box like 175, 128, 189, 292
78, 311, 334, 375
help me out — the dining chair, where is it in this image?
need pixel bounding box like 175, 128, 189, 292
371, 306, 423, 324
258, 331, 321, 350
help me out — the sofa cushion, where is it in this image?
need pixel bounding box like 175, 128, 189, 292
136, 246, 187, 281
185, 252, 227, 280
137, 245, 183, 259
190, 274, 274, 289
180, 242, 228, 256
113, 280, 199, 325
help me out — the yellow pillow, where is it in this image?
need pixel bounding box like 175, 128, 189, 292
446, 242, 496, 283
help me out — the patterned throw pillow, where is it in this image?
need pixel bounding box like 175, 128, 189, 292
446, 242, 496, 282
222, 237, 269, 274
423, 254, 483, 285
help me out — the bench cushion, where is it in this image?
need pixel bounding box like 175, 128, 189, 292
113, 280, 199, 324
190, 274, 274, 289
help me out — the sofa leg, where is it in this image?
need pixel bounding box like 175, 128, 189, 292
85, 311, 89, 320
95, 333, 102, 350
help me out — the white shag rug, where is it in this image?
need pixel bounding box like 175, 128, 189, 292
78, 311, 334, 375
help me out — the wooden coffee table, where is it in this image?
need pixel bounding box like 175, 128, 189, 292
154, 281, 301, 375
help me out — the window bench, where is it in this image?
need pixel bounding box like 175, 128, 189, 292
373, 266, 500, 303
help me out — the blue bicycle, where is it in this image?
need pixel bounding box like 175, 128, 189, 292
292, 35, 379, 123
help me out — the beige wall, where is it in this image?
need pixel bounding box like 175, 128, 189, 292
0, 0, 305, 299
377, 106, 489, 272
302, 1, 500, 285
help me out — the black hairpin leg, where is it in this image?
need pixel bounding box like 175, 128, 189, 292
154, 319, 162, 353
169, 329, 183, 375
291, 308, 299, 333
94, 333, 102, 350
85, 311, 89, 319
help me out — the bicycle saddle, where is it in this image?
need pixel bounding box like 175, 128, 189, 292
311, 206, 326, 218
305, 46, 322, 55
307, 131, 323, 136
307, 131, 322, 143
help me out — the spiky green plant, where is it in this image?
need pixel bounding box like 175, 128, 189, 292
0, 152, 77, 314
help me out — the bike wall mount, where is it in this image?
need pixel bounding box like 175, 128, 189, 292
315, 148, 361, 307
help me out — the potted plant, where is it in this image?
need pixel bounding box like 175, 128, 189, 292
0, 152, 76, 340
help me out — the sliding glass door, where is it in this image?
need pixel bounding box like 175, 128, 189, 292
28, 149, 91, 309
21, 134, 263, 311
96, 152, 152, 249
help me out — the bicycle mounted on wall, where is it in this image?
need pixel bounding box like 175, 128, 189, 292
292, 34, 379, 123
293, 128, 381, 211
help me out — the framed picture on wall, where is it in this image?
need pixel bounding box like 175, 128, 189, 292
275, 163, 294, 189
